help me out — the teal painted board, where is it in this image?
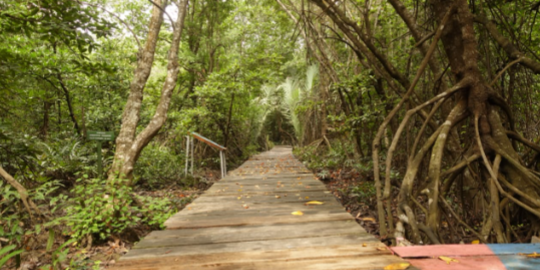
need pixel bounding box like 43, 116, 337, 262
487, 244, 540, 255
496, 255, 540, 270
407, 256, 506, 270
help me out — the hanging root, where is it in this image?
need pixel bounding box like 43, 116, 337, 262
426, 101, 468, 233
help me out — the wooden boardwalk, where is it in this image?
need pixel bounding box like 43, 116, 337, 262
112, 146, 405, 269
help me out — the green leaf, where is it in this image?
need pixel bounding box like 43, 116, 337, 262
0, 245, 23, 268
46, 230, 55, 252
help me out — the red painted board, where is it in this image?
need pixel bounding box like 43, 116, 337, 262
408, 256, 506, 270
391, 244, 493, 258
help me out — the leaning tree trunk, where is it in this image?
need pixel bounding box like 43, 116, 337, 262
109, 0, 189, 183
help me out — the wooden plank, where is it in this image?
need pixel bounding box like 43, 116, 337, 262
195, 255, 405, 270
203, 188, 329, 196
173, 208, 343, 218
223, 173, 313, 180
121, 234, 384, 260
113, 255, 402, 270
193, 192, 337, 204
113, 243, 390, 269
178, 200, 343, 215
205, 184, 327, 193
209, 178, 323, 186
165, 211, 354, 229
113, 244, 392, 269
136, 220, 367, 249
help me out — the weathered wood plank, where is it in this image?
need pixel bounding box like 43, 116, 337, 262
113, 252, 398, 270
136, 220, 368, 249
122, 234, 383, 260
193, 191, 337, 204
114, 243, 390, 268
178, 199, 342, 215
165, 211, 354, 229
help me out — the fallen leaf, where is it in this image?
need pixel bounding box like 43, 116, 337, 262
377, 247, 387, 251
237, 197, 241, 200
243, 204, 249, 209
384, 263, 410, 270
275, 195, 281, 199
305, 196, 310, 199
526, 252, 540, 258
362, 243, 367, 247
362, 217, 376, 222
305, 201, 324, 205
291, 211, 304, 216
471, 240, 480, 244
439, 256, 459, 264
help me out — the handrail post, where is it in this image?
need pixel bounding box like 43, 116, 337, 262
190, 136, 194, 175
223, 151, 227, 177
220, 150, 224, 179
185, 136, 189, 175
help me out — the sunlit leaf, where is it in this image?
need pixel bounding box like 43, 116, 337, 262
305, 201, 324, 205
439, 256, 459, 264
383, 263, 410, 270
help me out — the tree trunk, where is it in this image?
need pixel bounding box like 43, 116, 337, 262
109, 0, 189, 182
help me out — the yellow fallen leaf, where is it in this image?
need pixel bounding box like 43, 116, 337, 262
526, 252, 540, 258
305, 201, 324, 205
291, 211, 304, 216
362, 217, 376, 222
384, 263, 410, 270
377, 247, 387, 251
362, 243, 367, 247
471, 240, 480, 244
305, 196, 310, 199
439, 256, 459, 264
237, 197, 241, 200
275, 195, 281, 199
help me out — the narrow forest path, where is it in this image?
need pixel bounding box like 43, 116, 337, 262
111, 146, 405, 269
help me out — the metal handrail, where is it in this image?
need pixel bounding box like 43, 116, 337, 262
185, 132, 227, 179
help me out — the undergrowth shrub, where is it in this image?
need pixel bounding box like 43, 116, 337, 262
62, 175, 182, 242
293, 140, 370, 172
350, 182, 376, 203
64, 176, 140, 241
134, 143, 183, 189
